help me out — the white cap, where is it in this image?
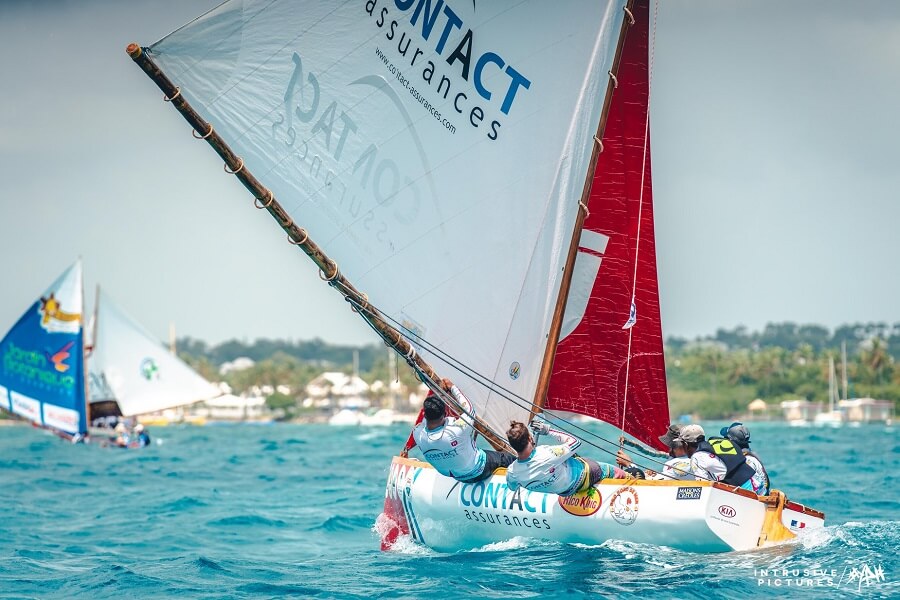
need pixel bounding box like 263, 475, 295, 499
677, 424, 706, 443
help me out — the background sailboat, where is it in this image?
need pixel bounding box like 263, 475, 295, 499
814, 355, 845, 427
88, 288, 221, 422
127, 0, 824, 551
0, 261, 88, 440
0, 261, 220, 442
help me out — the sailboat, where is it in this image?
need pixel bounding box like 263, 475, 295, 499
127, 0, 824, 551
88, 287, 221, 424
813, 356, 845, 427
0, 261, 88, 441
0, 261, 221, 442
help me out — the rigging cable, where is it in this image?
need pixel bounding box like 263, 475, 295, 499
336, 282, 708, 477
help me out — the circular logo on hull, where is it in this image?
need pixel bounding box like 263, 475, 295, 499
609, 486, 639, 526
558, 487, 602, 517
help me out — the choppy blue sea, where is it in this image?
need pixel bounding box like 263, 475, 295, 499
0, 421, 896, 599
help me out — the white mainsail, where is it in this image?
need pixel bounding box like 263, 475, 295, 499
146, 0, 628, 436
89, 289, 220, 417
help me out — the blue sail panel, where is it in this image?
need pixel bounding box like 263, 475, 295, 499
0, 262, 87, 436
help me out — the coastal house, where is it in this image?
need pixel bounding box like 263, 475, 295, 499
837, 398, 894, 424
304, 372, 370, 408
780, 399, 823, 423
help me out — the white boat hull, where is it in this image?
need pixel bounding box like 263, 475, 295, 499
380, 457, 824, 553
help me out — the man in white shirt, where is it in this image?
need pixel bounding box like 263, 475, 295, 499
505, 420, 627, 497
616, 423, 692, 480
412, 379, 516, 483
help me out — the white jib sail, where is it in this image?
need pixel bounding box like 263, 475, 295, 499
148, 0, 627, 435
89, 289, 220, 417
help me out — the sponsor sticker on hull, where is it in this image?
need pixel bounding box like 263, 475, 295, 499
676, 486, 702, 500
609, 486, 639, 526
558, 487, 602, 517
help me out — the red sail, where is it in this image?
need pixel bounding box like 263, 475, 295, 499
545, 0, 669, 450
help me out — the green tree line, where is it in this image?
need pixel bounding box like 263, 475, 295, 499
175, 321, 900, 419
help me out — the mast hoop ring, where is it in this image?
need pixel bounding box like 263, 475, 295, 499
349, 292, 369, 314
288, 228, 308, 245
405, 344, 417, 361
254, 191, 274, 209
224, 158, 244, 175
192, 124, 214, 140
579, 200, 591, 219
319, 263, 340, 282
163, 87, 181, 102
593, 135, 604, 153
624, 6, 635, 25
608, 70, 618, 89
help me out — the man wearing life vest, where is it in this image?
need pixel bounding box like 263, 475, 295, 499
677, 424, 756, 492
411, 378, 516, 483
721, 422, 770, 495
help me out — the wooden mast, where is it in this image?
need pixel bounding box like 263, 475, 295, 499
125, 43, 511, 452
530, 1, 639, 418
80, 267, 92, 437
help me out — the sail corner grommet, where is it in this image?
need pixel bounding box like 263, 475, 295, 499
192, 124, 214, 140
224, 157, 244, 175
163, 87, 181, 102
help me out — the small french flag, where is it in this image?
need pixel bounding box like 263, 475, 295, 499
622, 299, 637, 330
790, 520, 806, 529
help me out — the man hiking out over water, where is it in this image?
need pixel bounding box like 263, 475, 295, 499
505, 419, 629, 497
411, 378, 516, 483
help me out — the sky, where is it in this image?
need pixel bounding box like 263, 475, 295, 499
1, 0, 898, 348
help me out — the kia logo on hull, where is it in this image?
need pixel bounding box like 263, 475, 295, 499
718, 505, 737, 518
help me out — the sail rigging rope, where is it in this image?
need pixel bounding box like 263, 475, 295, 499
334, 280, 710, 477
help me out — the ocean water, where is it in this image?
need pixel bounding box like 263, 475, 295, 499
0, 421, 896, 599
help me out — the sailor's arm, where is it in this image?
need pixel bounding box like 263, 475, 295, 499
544, 427, 581, 460
442, 378, 475, 426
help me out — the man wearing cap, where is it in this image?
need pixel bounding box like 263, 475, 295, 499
134, 423, 151, 448
678, 424, 756, 491
617, 423, 693, 480
721, 422, 769, 495
412, 378, 516, 483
